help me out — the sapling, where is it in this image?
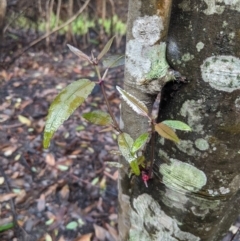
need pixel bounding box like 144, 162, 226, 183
43, 36, 191, 186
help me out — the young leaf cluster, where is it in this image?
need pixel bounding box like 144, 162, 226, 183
43, 36, 191, 181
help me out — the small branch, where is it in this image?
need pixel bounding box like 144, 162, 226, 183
99, 81, 121, 132
148, 121, 155, 179
0, 165, 28, 239
8, 0, 91, 66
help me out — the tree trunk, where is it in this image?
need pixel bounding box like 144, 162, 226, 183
0, 0, 6, 38
119, 0, 240, 240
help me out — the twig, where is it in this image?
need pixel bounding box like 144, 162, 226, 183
148, 122, 155, 179
0, 165, 28, 238
8, 0, 91, 66
99, 81, 121, 132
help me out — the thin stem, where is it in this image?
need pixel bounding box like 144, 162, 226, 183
100, 81, 121, 132
102, 68, 109, 80
148, 121, 155, 179
94, 66, 101, 80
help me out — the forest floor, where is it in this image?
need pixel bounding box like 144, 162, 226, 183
0, 38, 125, 241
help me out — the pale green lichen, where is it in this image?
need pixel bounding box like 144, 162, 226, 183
201, 56, 240, 92
196, 42, 204, 52
145, 43, 171, 81
180, 100, 204, 134
159, 149, 170, 160
129, 193, 200, 241
182, 53, 194, 62
195, 138, 209, 151
222, 21, 228, 27
125, 15, 175, 92
159, 158, 207, 192
177, 140, 200, 156
178, 0, 191, 11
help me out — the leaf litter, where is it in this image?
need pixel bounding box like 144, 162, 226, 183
0, 46, 124, 240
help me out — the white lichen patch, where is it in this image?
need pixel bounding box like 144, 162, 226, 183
195, 138, 209, 151
178, 0, 191, 11
177, 140, 200, 156
203, 0, 225, 14
182, 53, 194, 62
229, 174, 240, 192
160, 188, 189, 212
129, 193, 200, 241
222, 21, 228, 27
132, 15, 163, 45
180, 100, 204, 133
125, 15, 174, 89
159, 159, 207, 192
201, 56, 240, 92
196, 42, 204, 52
219, 186, 230, 194
203, 0, 240, 15
235, 97, 240, 109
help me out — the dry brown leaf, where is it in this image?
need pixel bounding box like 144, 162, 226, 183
58, 235, 66, 241
15, 189, 27, 204
0, 216, 13, 226
75, 233, 92, 241
3, 145, 18, 157
37, 194, 46, 212
94, 224, 108, 241
0, 114, 10, 122
59, 184, 69, 200
0, 193, 17, 202
45, 153, 56, 166
105, 223, 118, 241
44, 184, 58, 197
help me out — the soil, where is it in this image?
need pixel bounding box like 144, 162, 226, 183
0, 38, 125, 240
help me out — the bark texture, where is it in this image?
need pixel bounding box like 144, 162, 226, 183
0, 0, 6, 33
119, 0, 240, 241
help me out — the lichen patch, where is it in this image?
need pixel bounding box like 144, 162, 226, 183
203, 0, 240, 15
196, 42, 204, 52
195, 138, 209, 151
180, 100, 204, 133
201, 55, 240, 92
159, 159, 207, 192
129, 193, 200, 241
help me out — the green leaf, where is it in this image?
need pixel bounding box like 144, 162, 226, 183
57, 165, 69, 171
131, 132, 149, 154
130, 158, 141, 176
116, 86, 149, 117
97, 35, 115, 60
0, 222, 14, 232
155, 123, 180, 143
162, 120, 192, 131
91, 177, 99, 185
66, 221, 78, 230
45, 218, 55, 225
102, 54, 125, 68
82, 110, 112, 126
67, 44, 91, 63
43, 79, 95, 148
117, 133, 135, 163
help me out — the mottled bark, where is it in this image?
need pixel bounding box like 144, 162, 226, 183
119, 0, 240, 241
